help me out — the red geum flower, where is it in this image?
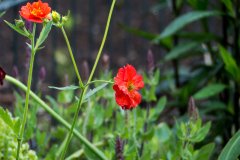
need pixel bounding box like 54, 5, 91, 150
19, 0, 52, 23
0, 66, 6, 86
113, 64, 144, 110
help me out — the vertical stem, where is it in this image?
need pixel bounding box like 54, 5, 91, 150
61, 27, 83, 88
234, 0, 239, 130
60, 88, 86, 159
16, 23, 36, 159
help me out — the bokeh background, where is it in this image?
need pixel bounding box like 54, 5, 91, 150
0, 0, 222, 107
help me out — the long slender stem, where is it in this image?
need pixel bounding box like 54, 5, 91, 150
5, 75, 108, 160
16, 27, 36, 159
60, 87, 86, 159
61, 27, 83, 88
59, 0, 116, 159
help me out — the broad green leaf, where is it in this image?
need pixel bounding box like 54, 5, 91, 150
147, 85, 157, 102
218, 129, 240, 160
13, 118, 21, 136
152, 11, 222, 43
0, 107, 14, 129
155, 123, 171, 142
48, 85, 79, 90
123, 137, 137, 158
150, 96, 166, 122
0, 11, 5, 17
189, 122, 211, 142
57, 90, 74, 103
118, 23, 172, 50
135, 117, 144, 133
193, 84, 227, 100
221, 0, 234, 16
219, 45, 240, 83
4, 20, 29, 37
175, 120, 184, 140
163, 38, 209, 62
152, 69, 160, 85
83, 83, 109, 101
195, 143, 215, 160
35, 21, 53, 49
141, 126, 155, 140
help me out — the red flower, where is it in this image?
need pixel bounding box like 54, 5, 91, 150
0, 66, 6, 86
113, 64, 144, 110
19, 0, 52, 23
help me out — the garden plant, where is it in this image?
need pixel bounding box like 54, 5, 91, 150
0, 0, 240, 160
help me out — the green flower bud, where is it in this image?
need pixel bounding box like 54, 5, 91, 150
61, 16, 68, 25
15, 19, 25, 28
52, 11, 61, 23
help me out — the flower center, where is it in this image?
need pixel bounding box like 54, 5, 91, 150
127, 81, 134, 91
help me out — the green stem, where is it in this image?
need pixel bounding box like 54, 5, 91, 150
61, 27, 83, 88
85, 80, 114, 86
5, 75, 108, 160
16, 28, 36, 159
16, 139, 21, 160
60, 87, 87, 160
59, 0, 116, 159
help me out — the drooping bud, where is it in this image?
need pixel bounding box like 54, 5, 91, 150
188, 96, 199, 123
82, 60, 89, 82
0, 66, 6, 86
12, 66, 19, 78
115, 135, 124, 160
39, 67, 46, 82
52, 11, 61, 23
15, 19, 25, 28
102, 53, 110, 72
146, 49, 155, 75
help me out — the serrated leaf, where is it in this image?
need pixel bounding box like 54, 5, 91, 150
0, 11, 6, 18
13, 118, 21, 136
150, 96, 166, 122
152, 11, 222, 43
218, 129, 240, 160
4, 20, 29, 37
193, 84, 227, 100
35, 21, 52, 49
0, 107, 14, 129
48, 85, 79, 90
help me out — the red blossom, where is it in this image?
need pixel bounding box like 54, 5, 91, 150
19, 0, 52, 23
113, 64, 144, 110
0, 66, 6, 86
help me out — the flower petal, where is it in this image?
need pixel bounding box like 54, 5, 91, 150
129, 90, 142, 108
132, 75, 144, 90
113, 85, 131, 108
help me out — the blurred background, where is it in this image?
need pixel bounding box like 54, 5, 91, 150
0, 0, 222, 107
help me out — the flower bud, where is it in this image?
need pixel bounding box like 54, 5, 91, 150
39, 67, 46, 82
52, 11, 61, 23
61, 16, 68, 25
115, 135, 124, 160
15, 19, 25, 28
188, 96, 199, 123
82, 60, 89, 82
146, 49, 155, 74
12, 66, 19, 78
0, 66, 6, 86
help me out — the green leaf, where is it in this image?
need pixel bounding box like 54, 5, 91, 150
83, 145, 101, 160
152, 69, 160, 85
35, 21, 53, 49
123, 137, 137, 158
4, 20, 29, 37
118, 23, 172, 50
163, 38, 209, 62
219, 45, 240, 83
0, 107, 14, 129
147, 85, 157, 102
150, 96, 166, 122
13, 118, 21, 136
0, 11, 6, 18
218, 129, 240, 160
221, 0, 234, 16
189, 122, 211, 142
195, 143, 215, 160
48, 85, 79, 90
141, 126, 155, 140
152, 11, 222, 43
193, 84, 227, 100
57, 90, 74, 103
83, 83, 109, 101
